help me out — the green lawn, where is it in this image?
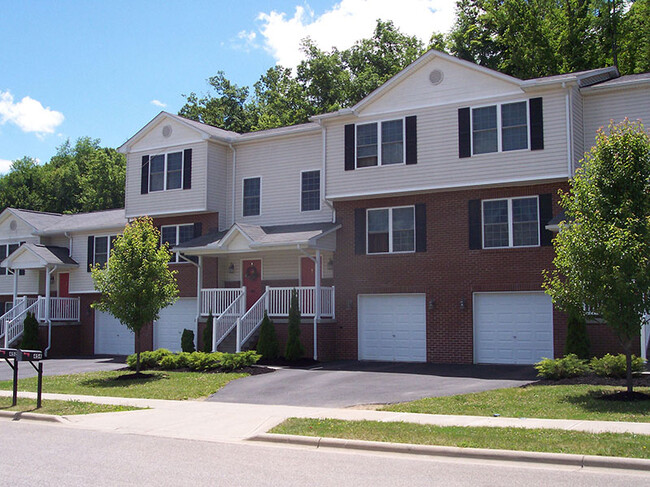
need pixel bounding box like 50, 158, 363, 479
0, 396, 140, 415
0, 370, 248, 400
272, 418, 650, 459
382, 385, 650, 422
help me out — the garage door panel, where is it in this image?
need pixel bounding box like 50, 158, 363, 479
154, 299, 197, 352
95, 311, 134, 355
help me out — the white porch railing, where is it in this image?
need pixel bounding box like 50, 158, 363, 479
212, 291, 246, 351
201, 288, 244, 316
4, 298, 40, 348
238, 289, 270, 349
267, 286, 335, 318
41, 297, 80, 322
0, 296, 28, 345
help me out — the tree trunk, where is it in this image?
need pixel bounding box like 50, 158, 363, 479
625, 347, 633, 396
136, 328, 141, 375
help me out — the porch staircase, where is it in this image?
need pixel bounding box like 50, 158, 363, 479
213, 289, 268, 353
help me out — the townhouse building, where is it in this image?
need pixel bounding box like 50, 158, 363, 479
1, 50, 649, 363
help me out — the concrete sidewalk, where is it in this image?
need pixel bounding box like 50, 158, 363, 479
2, 390, 649, 443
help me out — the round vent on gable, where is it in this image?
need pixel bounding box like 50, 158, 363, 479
429, 69, 444, 86
9, 220, 17, 231
162, 125, 173, 138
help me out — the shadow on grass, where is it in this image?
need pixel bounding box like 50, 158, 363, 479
564, 389, 650, 414
78, 372, 168, 389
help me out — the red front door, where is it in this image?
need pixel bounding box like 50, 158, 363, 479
242, 259, 262, 310
59, 273, 70, 298
300, 257, 315, 286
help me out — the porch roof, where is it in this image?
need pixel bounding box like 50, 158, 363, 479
1, 243, 78, 269
175, 222, 340, 255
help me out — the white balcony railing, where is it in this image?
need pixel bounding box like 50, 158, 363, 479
201, 288, 244, 316
267, 286, 335, 318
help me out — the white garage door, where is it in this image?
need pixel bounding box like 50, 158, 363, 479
95, 311, 134, 355
154, 298, 197, 352
474, 292, 553, 364
358, 294, 426, 362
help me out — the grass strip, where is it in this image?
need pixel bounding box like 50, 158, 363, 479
0, 396, 141, 415
382, 385, 650, 422
0, 370, 247, 400
271, 418, 650, 459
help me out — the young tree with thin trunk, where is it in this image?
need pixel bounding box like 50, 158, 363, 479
91, 217, 178, 374
544, 120, 650, 396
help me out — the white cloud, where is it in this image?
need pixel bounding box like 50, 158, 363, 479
151, 99, 167, 108
0, 158, 13, 174
256, 0, 457, 68
0, 90, 64, 135
230, 29, 260, 52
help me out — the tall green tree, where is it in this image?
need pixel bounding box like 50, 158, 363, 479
0, 157, 45, 212
543, 120, 650, 396
92, 217, 179, 374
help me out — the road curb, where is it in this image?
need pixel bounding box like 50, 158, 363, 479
250, 433, 650, 472
0, 410, 67, 424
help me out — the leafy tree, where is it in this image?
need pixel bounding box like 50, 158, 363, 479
617, 0, 650, 74
0, 157, 44, 212
256, 311, 279, 360
285, 289, 304, 361
77, 147, 126, 212
92, 217, 179, 374
543, 120, 650, 396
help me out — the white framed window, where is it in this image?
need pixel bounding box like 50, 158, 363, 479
356, 119, 405, 168
301, 170, 320, 212
243, 177, 261, 217
0, 243, 21, 276
471, 101, 529, 155
367, 206, 415, 254
149, 151, 184, 192
482, 196, 539, 248
93, 236, 117, 267
161, 224, 195, 263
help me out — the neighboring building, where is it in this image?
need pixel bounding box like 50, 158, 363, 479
2, 50, 649, 363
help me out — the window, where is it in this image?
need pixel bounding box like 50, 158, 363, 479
482, 197, 539, 248
301, 170, 320, 212
93, 236, 116, 267
149, 151, 184, 192
471, 101, 528, 155
243, 177, 261, 216
161, 224, 195, 263
356, 119, 404, 168
367, 206, 415, 254
0, 243, 20, 276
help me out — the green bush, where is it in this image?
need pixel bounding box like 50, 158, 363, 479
202, 312, 213, 353
126, 348, 258, 371
181, 329, 196, 353
187, 351, 223, 371
285, 289, 304, 361
564, 309, 590, 359
220, 350, 261, 370
534, 354, 590, 380
589, 354, 646, 378
159, 354, 179, 370
256, 311, 279, 360
127, 348, 173, 370
20, 312, 40, 350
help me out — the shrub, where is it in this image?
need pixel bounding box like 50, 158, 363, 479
220, 350, 261, 370
181, 329, 195, 353
256, 311, 279, 360
159, 354, 179, 370
534, 354, 590, 380
127, 348, 173, 370
20, 312, 40, 350
127, 348, 258, 371
203, 312, 213, 353
285, 289, 304, 361
590, 354, 646, 378
564, 309, 590, 359
187, 351, 222, 371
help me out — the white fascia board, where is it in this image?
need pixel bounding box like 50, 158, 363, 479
581, 78, 650, 93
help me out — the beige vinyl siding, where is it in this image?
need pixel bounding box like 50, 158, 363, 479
583, 85, 650, 153
0, 218, 41, 296
68, 230, 121, 294
125, 141, 208, 218
571, 86, 584, 171
326, 90, 569, 199
218, 249, 334, 286
0, 270, 40, 296
206, 142, 229, 217
233, 133, 333, 226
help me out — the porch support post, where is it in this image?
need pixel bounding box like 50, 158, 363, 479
313, 250, 321, 361
12, 268, 18, 306
196, 256, 203, 350
45, 265, 51, 322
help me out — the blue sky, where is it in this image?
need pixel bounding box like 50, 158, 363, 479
0, 0, 456, 173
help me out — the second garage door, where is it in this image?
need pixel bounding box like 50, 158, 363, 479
474, 292, 553, 364
358, 294, 426, 362
95, 311, 134, 355
154, 298, 197, 352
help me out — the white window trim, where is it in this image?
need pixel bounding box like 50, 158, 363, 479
300, 169, 321, 212
149, 151, 185, 192
160, 224, 194, 264
355, 118, 406, 169
481, 196, 540, 249
366, 205, 416, 255
470, 101, 531, 156
93, 235, 118, 267
242, 176, 262, 217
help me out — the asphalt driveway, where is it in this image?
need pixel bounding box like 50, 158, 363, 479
209, 361, 538, 408
0, 356, 126, 381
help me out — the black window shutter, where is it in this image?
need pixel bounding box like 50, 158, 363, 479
354, 208, 366, 255
109, 235, 117, 251
344, 124, 355, 171
18, 241, 25, 275
141, 155, 149, 194
538, 194, 553, 246
405, 116, 417, 165
183, 149, 192, 189
415, 204, 426, 252
458, 108, 471, 158
87, 236, 94, 272
468, 199, 482, 250
194, 222, 202, 238
529, 98, 544, 150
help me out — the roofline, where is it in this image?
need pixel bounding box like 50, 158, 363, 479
1, 244, 78, 269
581, 76, 650, 93
0, 208, 60, 233
37, 222, 128, 236
521, 67, 619, 88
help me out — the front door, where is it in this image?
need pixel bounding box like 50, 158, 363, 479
59, 273, 70, 298
300, 257, 315, 286
242, 259, 262, 310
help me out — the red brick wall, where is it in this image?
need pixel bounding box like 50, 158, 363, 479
252, 319, 337, 361
38, 324, 82, 357
334, 182, 583, 364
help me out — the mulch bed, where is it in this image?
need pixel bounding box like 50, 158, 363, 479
257, 357, 320, 368
116, 365, 275, 376
530, 374, 650, 387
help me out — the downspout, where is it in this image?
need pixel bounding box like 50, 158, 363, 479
178, 253, 202, 350
65, 232, 73, 257
44, 265, 58, 357
229, 143, 237, 228
562, 82, 573, 177
297, 245, 321, 361
318, 121, 336, 224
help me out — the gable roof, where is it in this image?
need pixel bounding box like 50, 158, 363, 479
38, 208, 128, 235
1, 243, 78, 269
0, 208, 64, 232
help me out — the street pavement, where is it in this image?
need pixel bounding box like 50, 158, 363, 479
0, 356, 126, 381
